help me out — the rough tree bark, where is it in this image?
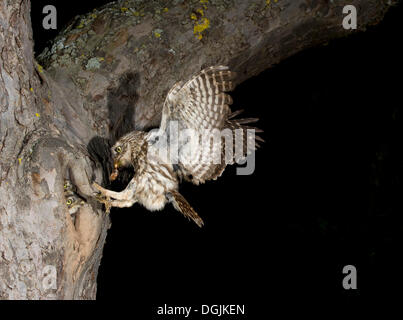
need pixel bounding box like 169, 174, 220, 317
0, 0, 396, 299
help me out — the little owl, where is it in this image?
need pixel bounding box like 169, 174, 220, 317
93, 66, 262, 227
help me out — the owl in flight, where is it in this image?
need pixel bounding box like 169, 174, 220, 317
93, 66, 262, 227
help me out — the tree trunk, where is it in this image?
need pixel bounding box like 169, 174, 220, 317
0, 0, 396, 300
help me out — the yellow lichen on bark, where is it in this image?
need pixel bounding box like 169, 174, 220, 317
193, 17, 210, 40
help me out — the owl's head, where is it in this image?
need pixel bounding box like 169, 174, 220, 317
66, 195, 84, 215
110, 130, 147, 181
63, 180, 74, 192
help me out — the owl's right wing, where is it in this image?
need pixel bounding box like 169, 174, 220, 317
159, 66, 237, 184
160, 65, 235, 133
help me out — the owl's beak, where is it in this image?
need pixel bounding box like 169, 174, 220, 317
110, 161, 119, 181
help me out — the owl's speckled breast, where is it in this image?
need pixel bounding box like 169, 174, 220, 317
134, 156, 178, 211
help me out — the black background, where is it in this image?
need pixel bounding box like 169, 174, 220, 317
29, 0, 403, 311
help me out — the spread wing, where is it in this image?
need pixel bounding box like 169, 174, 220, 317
160, 65, 234, 133
159, 66, 260, 184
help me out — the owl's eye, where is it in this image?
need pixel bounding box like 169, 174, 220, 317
64, 183, 68, 189
66, 199, 73, 205
115, 146, 122, 153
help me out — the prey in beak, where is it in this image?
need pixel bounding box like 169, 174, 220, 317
110, 162, 119, 181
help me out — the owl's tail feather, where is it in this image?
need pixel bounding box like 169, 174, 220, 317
166, 191, 204, 228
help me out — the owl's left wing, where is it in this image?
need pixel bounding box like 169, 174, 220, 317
159, 66, 237, 184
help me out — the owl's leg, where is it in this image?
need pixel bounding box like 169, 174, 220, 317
109, 199, 137, 208
92, 180, 136, 201
166, 191, 204, 228
95, 193, 137, 213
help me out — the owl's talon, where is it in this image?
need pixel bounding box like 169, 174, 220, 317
95, 192, 104, 200
94, 192, 112, 214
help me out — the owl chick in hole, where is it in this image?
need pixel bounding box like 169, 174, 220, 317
93, 66, 263, 227
64, 180, 85, 220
